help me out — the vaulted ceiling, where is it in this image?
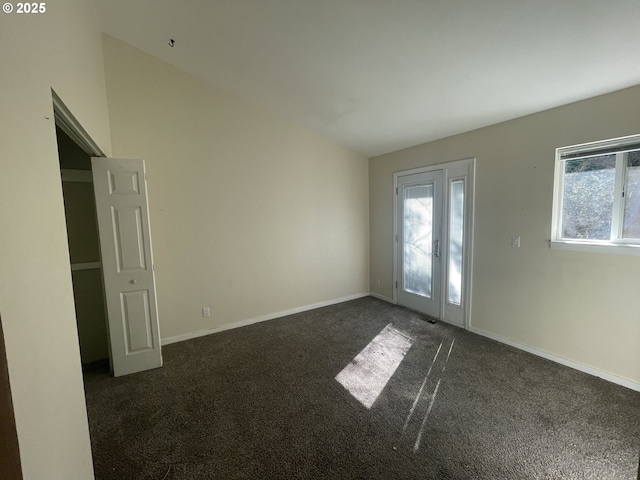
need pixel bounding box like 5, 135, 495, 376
95, 0, 640, 156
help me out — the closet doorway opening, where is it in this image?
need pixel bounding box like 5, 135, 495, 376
57, 126, 111, 372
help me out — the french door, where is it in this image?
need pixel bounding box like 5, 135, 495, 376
395, 160, 472, 326
396, 170, 443, 318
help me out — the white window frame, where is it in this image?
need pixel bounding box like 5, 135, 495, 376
551, 133, 640, 255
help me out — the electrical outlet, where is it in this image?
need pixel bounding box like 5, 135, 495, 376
376, 278, 381, 286
202, 307, 211, 318
511, 236, 521, 248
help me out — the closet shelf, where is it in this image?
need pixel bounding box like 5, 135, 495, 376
71, 262, 102, 271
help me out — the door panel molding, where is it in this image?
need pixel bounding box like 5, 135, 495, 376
121, 290, 154, 353
92, 158, 162, 376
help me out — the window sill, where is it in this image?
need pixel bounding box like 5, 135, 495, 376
550, 240, 640, 256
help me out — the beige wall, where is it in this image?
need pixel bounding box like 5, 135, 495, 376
370, 85, 640, 385
0, 1, 111, 479
102, 35, 369, 340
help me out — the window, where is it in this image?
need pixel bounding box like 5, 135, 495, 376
551, 134, 640, 254
447, 179, 464, 306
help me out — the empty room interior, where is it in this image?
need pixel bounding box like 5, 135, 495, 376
1, 1, 639, 479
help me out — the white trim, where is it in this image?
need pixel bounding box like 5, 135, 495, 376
550, 147, 564, 242
369, 292, 394, 303
61, 169, 93, 183
394, 158, 472, 178
558, 133, 640, 157
610, 152, 626, 238
71, 261, 102, 271
550, 240, 640, 256
161, 293, 370, 346
469, 326, 640, 393
465, 160, 476, 331
52, 89, 105, 157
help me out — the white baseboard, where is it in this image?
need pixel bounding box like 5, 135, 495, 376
161, 292, 370, 346
468, 326, 640, 393
369, 292, 394, 303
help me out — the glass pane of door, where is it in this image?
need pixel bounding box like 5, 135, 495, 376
403, 184, 433, 297
448, 180, 464, 306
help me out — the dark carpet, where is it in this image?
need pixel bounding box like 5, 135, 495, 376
83, 297, 640, 479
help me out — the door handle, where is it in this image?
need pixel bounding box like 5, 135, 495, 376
130, 279, 138, 285
433, 240, 441, 258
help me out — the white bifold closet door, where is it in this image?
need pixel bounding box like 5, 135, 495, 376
92, 157, 162, 377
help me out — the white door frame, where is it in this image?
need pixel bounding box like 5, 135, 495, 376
393, 158, 476, 329
53, 90, 105, 157
53, 90, 112, 369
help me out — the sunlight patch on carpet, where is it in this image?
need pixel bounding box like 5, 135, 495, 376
335, 323, 414, 409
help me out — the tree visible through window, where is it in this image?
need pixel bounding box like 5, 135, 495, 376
553, 135, 640, 250
561, 154, 616, 240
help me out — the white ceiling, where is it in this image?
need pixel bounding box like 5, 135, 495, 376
94, 0, 640, 156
